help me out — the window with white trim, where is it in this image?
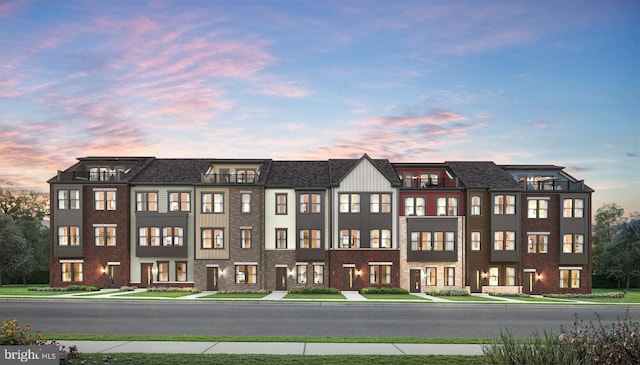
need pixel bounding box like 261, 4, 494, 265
528, 233, 549, 253
340, 229, 360, 248
58, 190, 80, 210
560, 269, 581, 288
275, 228, 287, 249
437, 197, 458, 216
370, 229, 391, 248
339, 193, 360, 213
494, 231, 516, 250
236, 265, 257, 284
425, 267, 436, 286
313, 264, 324, 284
297, 265, 307, 284
370, 193, 391, 213
445, 267, 455, 286
369, 264, 392, 284
471, 231, 481, 251
94, 225, 116, 246
241, 228, 252, 248
136, 192, 158, 212
494, 195, 516, 215
61, 262, 83, 282
528, 198, 549, 218
202, 228, 224, 249
563, 199, 584, 218
202, 192, 224, 213
94, 190, 116, 211
470, 195, 481, 215
169, 192, 190, 212
299, 229, 321, 248
563, 234, 584, 253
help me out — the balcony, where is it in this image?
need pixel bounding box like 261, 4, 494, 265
401, 177, 459, 189
519, 179, 587, 191
201, 173, 257, 184
57, 171, 124, 182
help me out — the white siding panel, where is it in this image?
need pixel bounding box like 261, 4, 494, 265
264, 189, 296, 250
338, 159, 394, 192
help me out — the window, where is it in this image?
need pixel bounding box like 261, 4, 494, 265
370, 264, 392, 284
313, 264, 324, 284
202, 192, 223, 213
58, 226, 79, 246
275, 229, 287, 249
276, 194, 287, 214
434, 232, 455, 251
425, 267, 437, 286
470, 195, 481, 216
411, 232, 431, 251
420, 173, 439, 187
236, 169, 255, 183
560, 269, 581, 288
94, 226, 116, 246
563, 234, 584, 253
241, 228, 252, 248
89, 166, 122, 181
299, 229, 321, 248
403, 173, 413, 187
163, 227, 184, 246
506, 267, 516, 286
471, 231, 481, 251
494, 195, 516, 215
297, 265, 307, 284
94, 190, 116, 210
138, 227, 160, 246
489, 267, 499, 286
411, 231, 454, 251
528, 198, 549, 218
176, 262, 187, 282
236, 265, 257, 284
445, 267, 455, 286
58, 190, 80, 210
136, 192, 158, 212
300, 193, 321, 213
157, 262, 169, 282
339, 193, 360, 213
61, 262, 82, 282
370, 193, 391, 213
494, 231, 516, 250
528, 234, 549, 253
202, 228, 224, 249
563, 199, 584, 218
169, 192, 190, 212
437, 197, 458, 216
340, 229, 360, 248
370, 229, 391, 248
241, 193, 251, 213
404, 196, 426, 216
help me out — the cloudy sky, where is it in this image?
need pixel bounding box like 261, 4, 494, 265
1, 0, 638, 215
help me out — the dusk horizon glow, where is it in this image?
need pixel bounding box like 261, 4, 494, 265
1, 1, 638, 216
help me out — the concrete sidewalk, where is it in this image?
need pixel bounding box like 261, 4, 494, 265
56, 340, 485, 356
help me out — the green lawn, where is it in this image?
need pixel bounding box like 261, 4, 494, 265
0, 285, 69, 296
116, 291, 195, 298
284, 293, 346, 300
437, 295, 500, 302
361, 294, 430, 301
199, 293, 269, 299
575, 288, 640, 303
71, 353, 484, 365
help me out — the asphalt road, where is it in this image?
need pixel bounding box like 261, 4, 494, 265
2, 300, 639, 338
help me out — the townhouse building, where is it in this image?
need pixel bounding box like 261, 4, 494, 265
49, 155, 593, 294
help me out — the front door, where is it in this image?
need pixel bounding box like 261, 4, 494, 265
207, 267, 219, 291
276, 267, 288, 290
107, 265, 120, 288
470, 269, 483, 293
141, 263, 153, 287
344, 267, 355, 290
524, 272, 535, 294
410, 269, 421, 293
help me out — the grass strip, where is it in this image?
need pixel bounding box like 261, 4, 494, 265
71, 353, 485, 365
361, 294, 430, 301
199, 293, 268, 299
284, 294, 346, 299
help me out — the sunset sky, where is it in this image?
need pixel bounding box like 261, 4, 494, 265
1, 0, 638, 216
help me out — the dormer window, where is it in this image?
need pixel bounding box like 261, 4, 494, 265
420, 173, 439, 187
89, 166, 124, 181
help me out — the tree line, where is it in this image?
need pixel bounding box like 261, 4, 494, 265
592, 203, 640, 293
0, 181, 49, 286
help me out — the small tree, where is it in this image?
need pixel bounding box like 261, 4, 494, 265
600, 219, 640, 293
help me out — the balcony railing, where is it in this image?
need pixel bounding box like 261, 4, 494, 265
519, 180, 587, 191
202, 173, 257, 184
57, 171, 123, 182
401, 177, 459, 189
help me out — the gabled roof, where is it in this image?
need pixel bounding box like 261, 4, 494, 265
328, 154, 402, 186
131, 159, 211, 184
447, 161, 520, 190
264, 160, 330, 188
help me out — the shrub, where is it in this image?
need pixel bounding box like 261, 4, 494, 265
0, 319, 46, 345
119, 286, 136, 292
218, 289, 272, 295
483, 311, 640, 364
147, 287, 201, 294
430, 288, 469, 296
360, 287, 409, 295
288, 287, 340, 295
27, 286, 99, 292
